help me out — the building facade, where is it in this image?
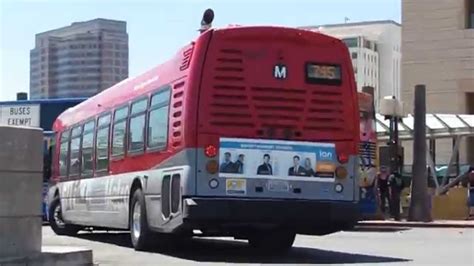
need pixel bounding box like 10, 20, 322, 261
341, 36, 379, 100
402, 0, 474, 164
30, 19, 128, 99
300, 21, 401, 110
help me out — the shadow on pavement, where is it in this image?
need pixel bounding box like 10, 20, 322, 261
347, 226, 412, 233
76, 232, 410, 264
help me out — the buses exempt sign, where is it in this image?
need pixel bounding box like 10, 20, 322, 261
0, 104, 40, 127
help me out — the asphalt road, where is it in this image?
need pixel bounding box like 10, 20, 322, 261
42, 226, 474, 265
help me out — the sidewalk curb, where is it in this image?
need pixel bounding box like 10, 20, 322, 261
357, 221, 474, 228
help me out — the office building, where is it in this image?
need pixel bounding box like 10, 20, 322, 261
402, 0, 474, 164
300, 21, 401, 110
30, 18, 128, 99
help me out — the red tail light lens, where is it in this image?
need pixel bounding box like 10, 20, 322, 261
204, 145, 217, 158
338, 153, 349, 164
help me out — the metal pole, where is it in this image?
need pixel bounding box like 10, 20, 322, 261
408, 84, 432, 222
454, 138, 460, 177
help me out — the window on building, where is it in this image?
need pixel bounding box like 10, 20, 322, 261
96, 114, 110, 173
467, 0, 474, 28
81, 120, 95, 177
128, 99, 148, 153
342, 37, 358, 48
59, 130, 70, 177
112, 106, 128, 157
69, 126, 82, 177
148, 87, 171, 149
363, 39, 371, 49
351, 52, 358, 59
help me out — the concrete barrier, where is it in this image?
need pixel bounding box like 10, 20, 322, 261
0, 125, 93, 265
432, 187, 469, 220
0, 126, 43, 259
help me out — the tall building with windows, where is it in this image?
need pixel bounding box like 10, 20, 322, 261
30, 18, 128, 99
402, 0, 474, 164
340, 36, 379, 98
300, 21, 401, 110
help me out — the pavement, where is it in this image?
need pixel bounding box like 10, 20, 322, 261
358, 219, 474, 228
42, 226, 474, 265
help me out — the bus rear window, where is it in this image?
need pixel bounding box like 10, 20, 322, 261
305, 63, 342, 86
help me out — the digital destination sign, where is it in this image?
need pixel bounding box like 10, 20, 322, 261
306, 63, 342, 85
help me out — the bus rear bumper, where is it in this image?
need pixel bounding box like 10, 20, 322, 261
182, 197, 360, 235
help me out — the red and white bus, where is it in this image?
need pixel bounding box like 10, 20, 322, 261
48, 13, 361, 252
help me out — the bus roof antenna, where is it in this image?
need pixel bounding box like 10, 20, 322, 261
199, 8, 214, 34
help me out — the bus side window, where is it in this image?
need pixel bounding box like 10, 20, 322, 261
96, 114, 111, 173
147, 87, 171, 150
69, 125, 83, 177
59, 130, 70, 178
128, 98, 148, 154
112, 105, 129, 158
81, 120, 95, 177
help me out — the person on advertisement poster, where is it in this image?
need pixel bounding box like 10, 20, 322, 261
220, 152, 235, 173
233, 154, 245, 174
257, 154, 273, 175
304, 158, 316, 177
288, 155, 307, 176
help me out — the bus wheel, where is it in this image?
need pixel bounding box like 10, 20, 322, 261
48, 197, 80, 236
130, 189, 154, 251
248, 229, 296, 254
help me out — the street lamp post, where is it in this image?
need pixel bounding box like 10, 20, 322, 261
380, 96, 405, 220
380, 96, 404, 179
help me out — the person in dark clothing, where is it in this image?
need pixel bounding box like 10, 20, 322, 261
377, 166, 390, 214
303, 158, 316, 177
288, 155, 307, 176
388, 172, 403, 221
233, 154, 245, 174
220, 152, 234, 173
257, 154, 273, 175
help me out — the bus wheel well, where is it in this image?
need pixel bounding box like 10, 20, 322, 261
54, 189, 59, 199
130, 179, 142, 197
129, 178, 143, 229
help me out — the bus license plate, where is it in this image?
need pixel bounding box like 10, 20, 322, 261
267, 180, 289, 192
226, 179, 247, 195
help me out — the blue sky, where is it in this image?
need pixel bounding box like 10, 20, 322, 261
0, 0, 400, 101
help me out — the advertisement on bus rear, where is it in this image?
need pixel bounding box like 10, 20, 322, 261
218, 138, 337, 181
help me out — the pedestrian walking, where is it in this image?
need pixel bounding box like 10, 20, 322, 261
388, 172, 403, 221
377, 166, 390, 216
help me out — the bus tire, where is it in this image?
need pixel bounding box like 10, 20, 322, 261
248, 229, 296, 254
48, 197, 80, 236
130, 189, 154, 251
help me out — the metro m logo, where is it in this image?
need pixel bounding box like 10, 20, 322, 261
274, 64, 287, 79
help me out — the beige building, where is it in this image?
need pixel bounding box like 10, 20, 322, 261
30, 19, 129, 99
402, 0, 474, 164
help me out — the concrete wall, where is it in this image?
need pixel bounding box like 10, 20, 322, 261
0, 126, 43, 259
402, 0, 474, 113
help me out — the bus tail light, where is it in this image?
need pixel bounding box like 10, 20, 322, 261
206, 160, 218, 174
204, 145, 217, 158
338, 153, 349, 164
335, 166, 348, 179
